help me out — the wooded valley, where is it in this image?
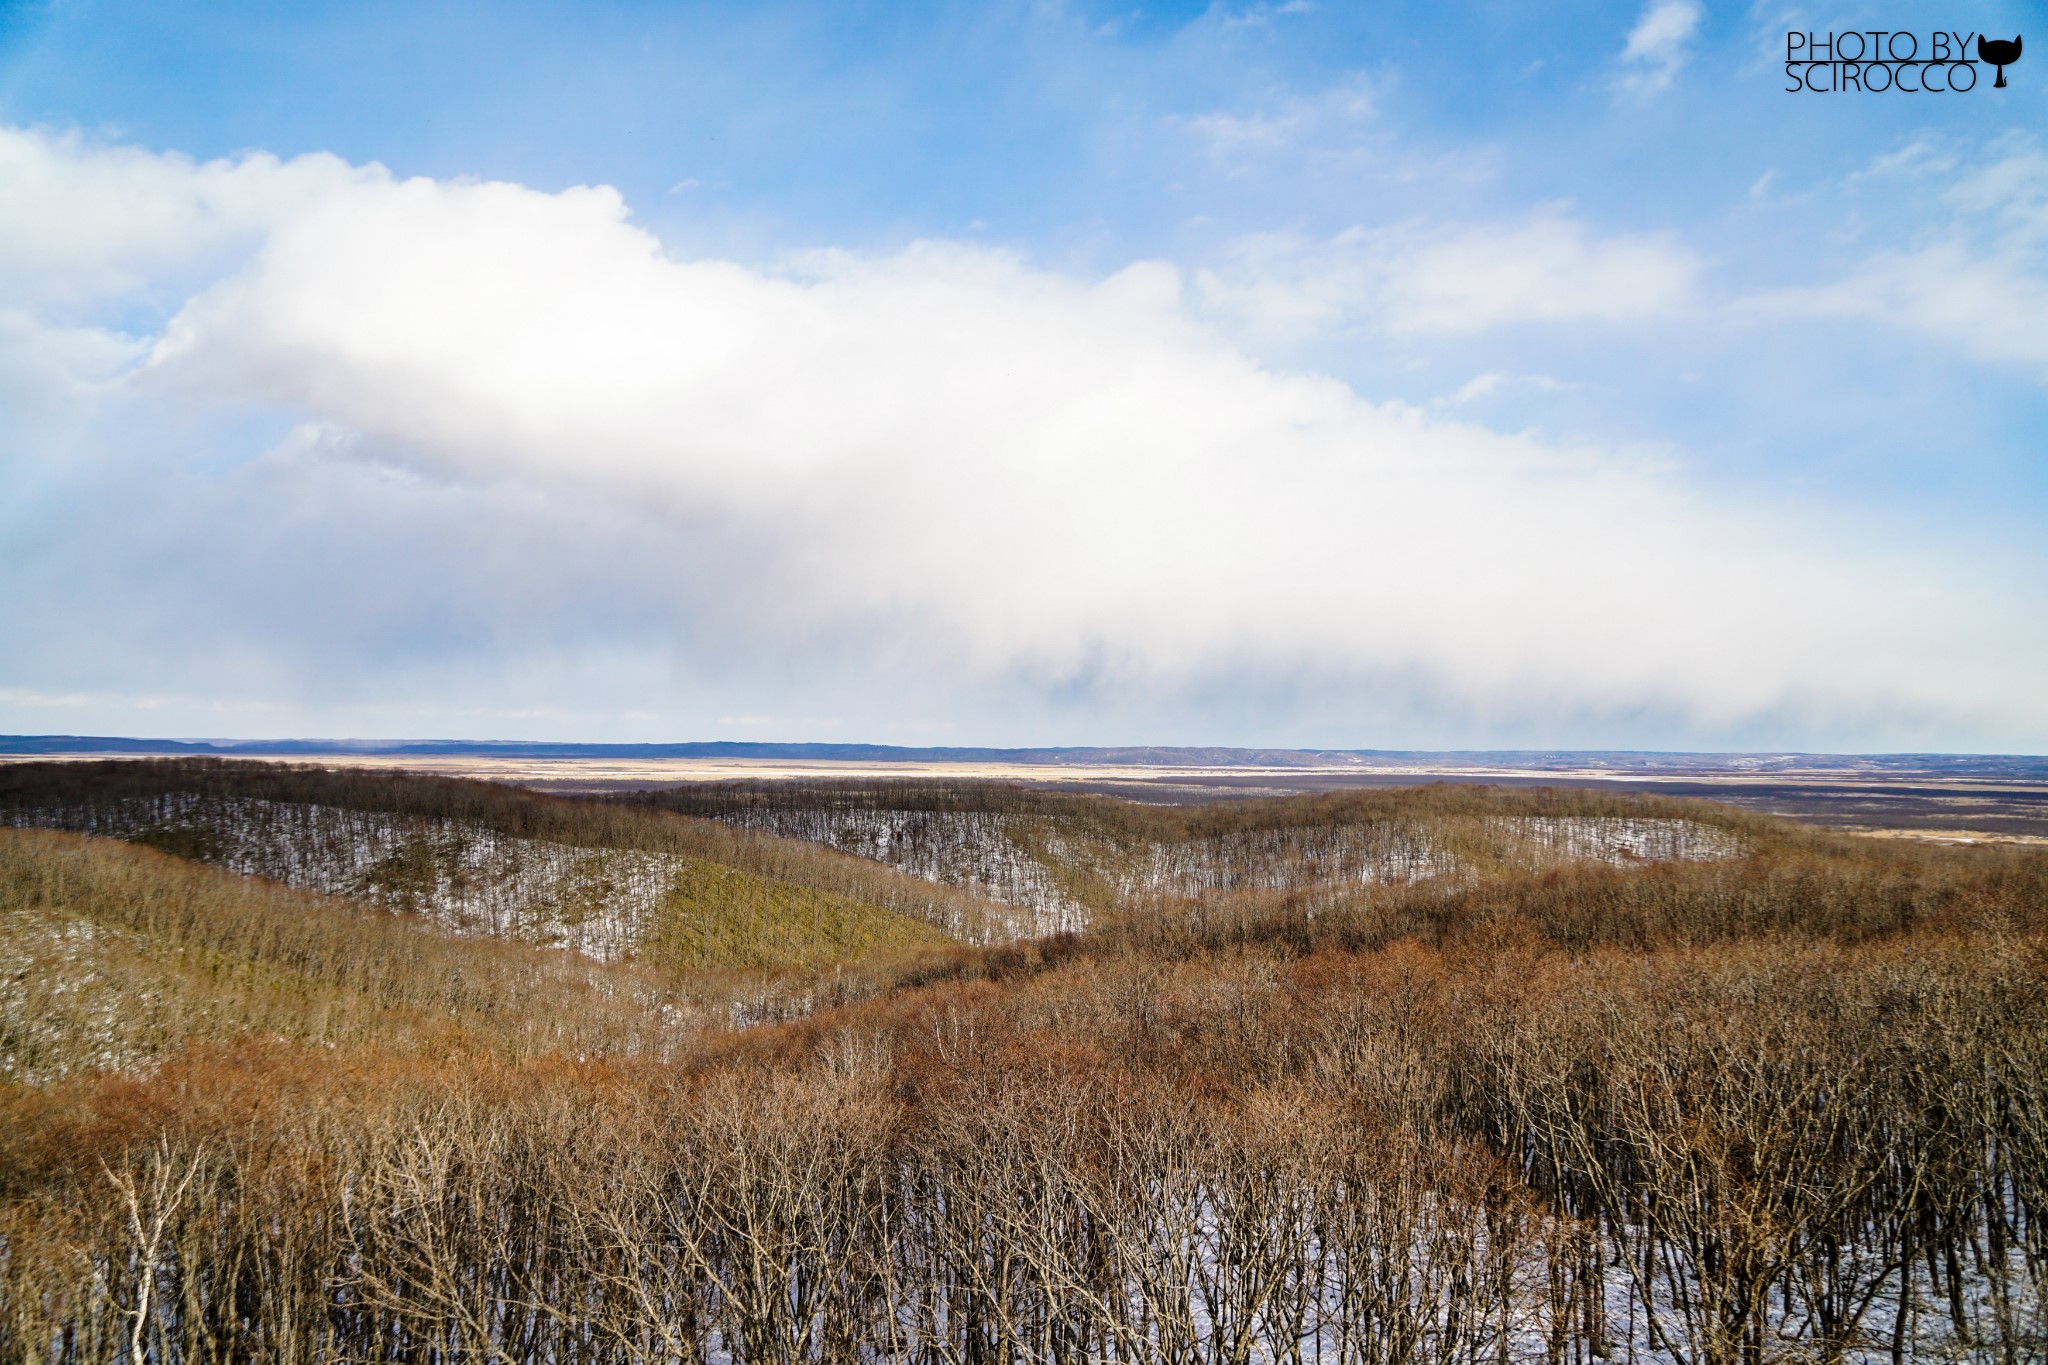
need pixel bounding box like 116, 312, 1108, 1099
2, 759, 2043, 1363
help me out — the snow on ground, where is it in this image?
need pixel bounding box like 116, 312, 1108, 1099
0, 911, 154, 1083
6, 797, 1748, 957
715, 807, 1090, 934
712, 809, 1744, 927
6, 796, 688, 961
1502, 816, 1743, 865
1101, 823, 1462, 900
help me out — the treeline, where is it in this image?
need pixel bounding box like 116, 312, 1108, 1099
640, 778, 2000, 930
632, 778, 1781, 848
1090, 832, 2048, 960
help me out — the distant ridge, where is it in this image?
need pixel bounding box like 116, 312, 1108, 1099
2, 735, 2045, 779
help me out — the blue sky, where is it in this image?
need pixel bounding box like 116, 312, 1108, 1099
1, 0, 2044, 750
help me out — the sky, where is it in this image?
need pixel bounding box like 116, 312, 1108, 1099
0, 0, 2044, 752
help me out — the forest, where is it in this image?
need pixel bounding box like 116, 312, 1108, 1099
1, 758, 2044, 1363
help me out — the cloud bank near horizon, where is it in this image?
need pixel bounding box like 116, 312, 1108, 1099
1, 128, 2043, 750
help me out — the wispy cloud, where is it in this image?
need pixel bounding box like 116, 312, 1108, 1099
1753, 140, 2048, 380
1444, 372, 1568, 404
1178, 75, 1377, 160
1196, 213, 1701, 339
1615, 0, 1704, 96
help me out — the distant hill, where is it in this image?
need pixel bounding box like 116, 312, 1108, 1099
3, 734, 2046, 778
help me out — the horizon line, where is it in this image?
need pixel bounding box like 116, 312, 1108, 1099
3, 734, 2045, 768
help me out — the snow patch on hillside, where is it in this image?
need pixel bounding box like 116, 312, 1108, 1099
1104, 824, 1460, 900
713, 807, 1088, 933
6, 796, 687, 961
1503, 816, 1742, 865
707, 808, 1744, 923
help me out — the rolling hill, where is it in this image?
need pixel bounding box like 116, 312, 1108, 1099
2, 759, 2045, 1362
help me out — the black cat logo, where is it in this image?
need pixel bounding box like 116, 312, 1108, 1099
1977, 34, 2022, 88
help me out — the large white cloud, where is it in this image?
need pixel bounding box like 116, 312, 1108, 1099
1, 128, 2041, 746
0, 130, 360, 305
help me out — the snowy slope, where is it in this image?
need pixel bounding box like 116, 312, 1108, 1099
7, 795, 688, 961
711, 806, 1743, 924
